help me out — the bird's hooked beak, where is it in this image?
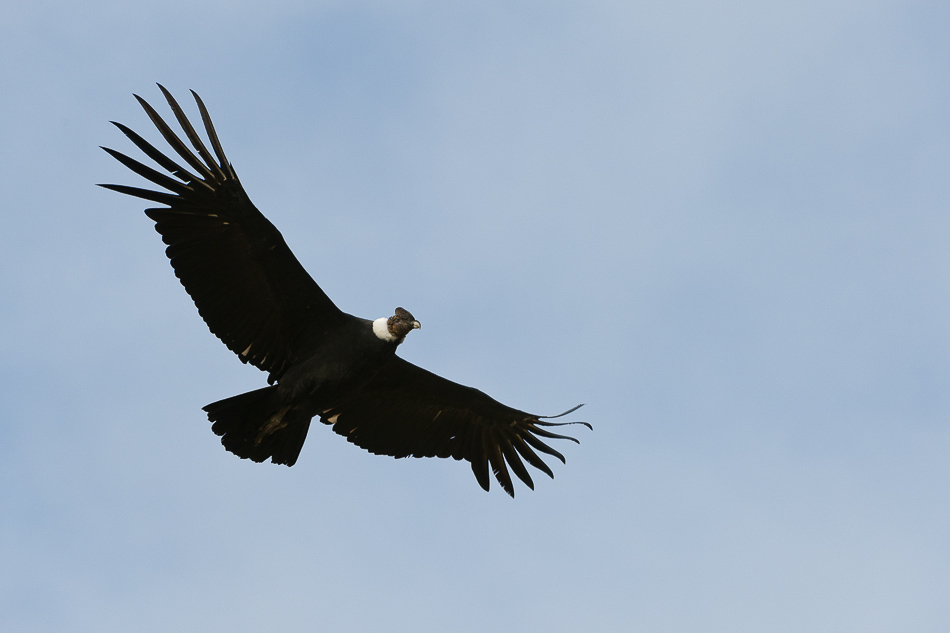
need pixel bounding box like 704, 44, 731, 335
412, 320, 421, 330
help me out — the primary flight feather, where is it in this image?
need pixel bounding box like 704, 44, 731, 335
101, 85, 589, 496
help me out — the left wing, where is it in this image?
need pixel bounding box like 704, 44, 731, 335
100, 85, 348, 381
320, 356, 589, 496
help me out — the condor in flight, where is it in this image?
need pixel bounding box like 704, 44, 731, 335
101, 85, 588, 496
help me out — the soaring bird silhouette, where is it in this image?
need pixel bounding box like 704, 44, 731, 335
101, 85, 589, 496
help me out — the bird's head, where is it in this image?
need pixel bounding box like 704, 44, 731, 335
373, 307, 421, 343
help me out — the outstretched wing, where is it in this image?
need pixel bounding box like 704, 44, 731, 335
100, 85, 346, 381
320, 356, 590, 496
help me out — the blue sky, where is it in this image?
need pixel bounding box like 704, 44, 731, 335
2, 1, 949, 631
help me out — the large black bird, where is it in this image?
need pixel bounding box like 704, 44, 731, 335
101, 85, 588, 496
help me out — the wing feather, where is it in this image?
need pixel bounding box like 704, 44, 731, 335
101, 85, 346, 380
510, 434, 554, 479
498, 434, 534, 491
100, 147, 193, 195
521, 432, 568, 464
190, 89, 234, 176
109, 121, 210, 188
156, 84, 225, 181
134, 92, 216, 181
486, 429, 514, 496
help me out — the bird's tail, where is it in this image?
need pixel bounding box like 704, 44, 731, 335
203, 386, 311, 466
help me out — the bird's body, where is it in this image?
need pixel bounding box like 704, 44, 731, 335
102, 85, 588, 496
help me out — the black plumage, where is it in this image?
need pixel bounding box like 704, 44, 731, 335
101, 85, 589, 496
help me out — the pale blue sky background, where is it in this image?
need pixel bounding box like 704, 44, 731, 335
2, 1, 949, 631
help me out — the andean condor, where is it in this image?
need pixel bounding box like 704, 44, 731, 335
101, 85, 589, 496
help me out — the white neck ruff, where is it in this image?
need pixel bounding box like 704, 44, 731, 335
372, 317, 397, 342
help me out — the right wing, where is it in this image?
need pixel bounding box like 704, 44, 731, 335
321, 356, 589, 496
